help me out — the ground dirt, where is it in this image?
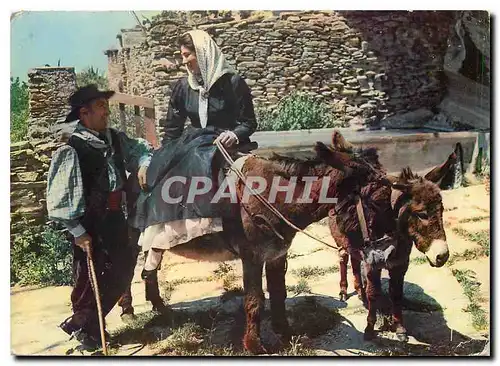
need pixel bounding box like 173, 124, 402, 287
10, 184, 490, 356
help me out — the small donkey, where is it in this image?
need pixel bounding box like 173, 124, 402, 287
328, 131, 457, 341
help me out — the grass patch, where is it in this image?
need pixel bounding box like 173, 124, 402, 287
111, 306, 224, 349
288, 296, 342, 338
472, 206, 489, 214
286, 279, 312, 296
465, 303, 489, 330
451, 269, 488, 331
170, 276, 208, 286
280, 336, 316, 356
447, 249, 484, 265
211, 262, 242, 292
287, 247, 324, 260
153, 322, 205, 354
220, 286, 245, 303
458, 216, 489, 223
111, 311, 159, 345
159, 276, 209, 303
444, 206, 458, 212
291, 265, 338, 280
411, 256, 428, 265
452, 228, 489, 256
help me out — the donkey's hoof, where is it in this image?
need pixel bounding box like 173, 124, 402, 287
339, 293, 348, 302
364, 327, 376, 341
395, 330, 408, 342
243, 335, 268, 355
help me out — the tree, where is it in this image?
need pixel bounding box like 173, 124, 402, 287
76, 66, 108, 89
10, 77, 29, 142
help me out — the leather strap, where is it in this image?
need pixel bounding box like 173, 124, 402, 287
355, 195, 371, 243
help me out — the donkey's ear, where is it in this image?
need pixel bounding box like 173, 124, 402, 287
314, 141, 332, 157
424, 147, 458, 183
392, 183, 412, 192
331, 130, 354, 152
314, 141, 353, 174
314, 141, 332, 162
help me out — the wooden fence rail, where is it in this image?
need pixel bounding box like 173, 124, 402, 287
109, 92, 159, 149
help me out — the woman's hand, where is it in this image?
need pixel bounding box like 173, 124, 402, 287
138, 164, 148, 190
215, 131, 239, 148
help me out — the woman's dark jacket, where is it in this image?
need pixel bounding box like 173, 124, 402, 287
160, 72, 257, 145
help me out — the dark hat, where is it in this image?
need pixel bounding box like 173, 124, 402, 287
64, 84, 115, 122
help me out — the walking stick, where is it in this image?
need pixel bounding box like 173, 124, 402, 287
86, 249, 108, 356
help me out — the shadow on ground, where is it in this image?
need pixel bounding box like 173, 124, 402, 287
110, 280, 487, 356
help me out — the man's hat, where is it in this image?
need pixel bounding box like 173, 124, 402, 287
64, 84, 115, 122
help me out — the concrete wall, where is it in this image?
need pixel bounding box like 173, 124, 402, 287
252, 129, 480, 175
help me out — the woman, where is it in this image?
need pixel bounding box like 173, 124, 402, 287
162, 29, 257, 146
131, 29, 258, 290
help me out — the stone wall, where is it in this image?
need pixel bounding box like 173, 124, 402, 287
11, 68, 77, 232
10, 141, 62, 233
106, 10, 456, 133
27, 67, 77, 141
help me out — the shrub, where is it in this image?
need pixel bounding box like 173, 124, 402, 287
256, 92, 343, 131
10, 77, 29, 143
11, 220, 73, 287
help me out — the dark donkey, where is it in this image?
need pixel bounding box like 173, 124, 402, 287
328, 131, 457, 341
154, 141, 379, 354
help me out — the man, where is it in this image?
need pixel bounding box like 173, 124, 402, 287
46, 84, 152, 349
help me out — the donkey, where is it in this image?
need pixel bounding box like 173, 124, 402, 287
328, 131, 457, 341
148, 141, 381, 354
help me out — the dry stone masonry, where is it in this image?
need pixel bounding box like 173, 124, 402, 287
27, 67, 77, 141
106, 10, 456, 132
11, 140, 62, 232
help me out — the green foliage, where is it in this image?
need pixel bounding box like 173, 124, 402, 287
291, 265, 338, 280
10, 77, 29, 142
286, 279, 312, 296
452, 228, 490, 256
256, 92, 343, 131
11, 220, 72, 287
76, 66, 108, 89
451, 268, 488, 331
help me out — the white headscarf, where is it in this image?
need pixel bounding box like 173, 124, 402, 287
185, 29, 235, 128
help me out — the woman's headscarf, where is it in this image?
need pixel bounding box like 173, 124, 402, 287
184, 29, 235, 128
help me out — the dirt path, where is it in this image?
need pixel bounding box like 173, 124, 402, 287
11, 184, 490, 356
